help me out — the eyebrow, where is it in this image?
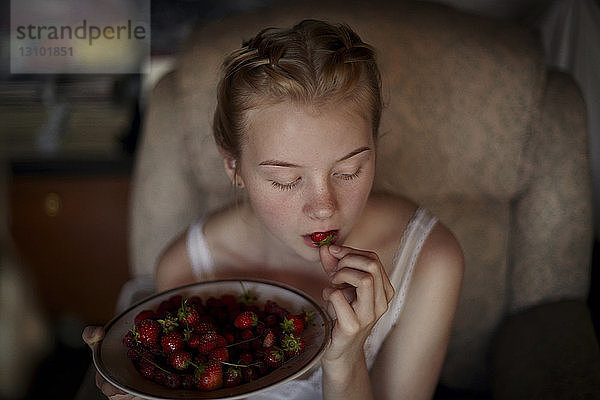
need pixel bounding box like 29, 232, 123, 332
259, 146, 372, 167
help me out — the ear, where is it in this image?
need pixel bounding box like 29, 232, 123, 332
219, 149, 244, 188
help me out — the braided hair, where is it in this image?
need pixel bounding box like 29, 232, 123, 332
213, 19, 382, 161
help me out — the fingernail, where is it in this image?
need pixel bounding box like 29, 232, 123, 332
329, 245, 341, 253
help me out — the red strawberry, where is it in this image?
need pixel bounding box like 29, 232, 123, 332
264, 300, 289, 320
194, 320, 217, 334
161, 331, 185, 354
181, 374, 196, 390
311, 230, 337, 246
138, 358, 156, 379
209, 347, 229, 362
240, 328, 254, 340
264, 347, 285, 368
137, 319, 160, 347
122, 329, 137, 348
168, 349, 192, 370
195, 360, 223, 391
234, 311, 258, 329
187, 333, 201, 349
178, 299, 201, 327
164, 372, 181, 389
281, 333, 306, 358
280, 314, 305, 335
223, 366, 242, 387
196, 333, 227, 355
238, 352, 253, 364
157, 314, 179, 333
134, 310, 156, 325
262, 329, 276, 348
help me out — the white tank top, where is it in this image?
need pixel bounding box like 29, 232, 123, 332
186, 207, 438, 399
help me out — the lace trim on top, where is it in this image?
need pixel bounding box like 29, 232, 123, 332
363, 206, 438, 368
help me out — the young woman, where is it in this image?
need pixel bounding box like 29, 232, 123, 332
85, 19, 463, 400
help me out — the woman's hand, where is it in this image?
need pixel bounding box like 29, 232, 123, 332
319, 244, 394, 364
82, 326, 142, 400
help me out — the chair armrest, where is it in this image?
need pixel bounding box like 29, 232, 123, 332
490, 299, 600, 399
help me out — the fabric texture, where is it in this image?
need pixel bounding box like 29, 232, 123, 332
186, 208, 438, 399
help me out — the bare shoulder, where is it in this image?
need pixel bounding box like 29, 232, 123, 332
155, 230, 196, 292
417, 221, 464, 285
350, 193, 417, 254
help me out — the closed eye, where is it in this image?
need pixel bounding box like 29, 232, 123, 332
335, 168, 361, 181
271, 177, 301, 191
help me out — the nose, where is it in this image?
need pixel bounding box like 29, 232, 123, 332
303, 181, 337, 220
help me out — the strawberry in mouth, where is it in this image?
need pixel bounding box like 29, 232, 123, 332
310, 230, 337, 247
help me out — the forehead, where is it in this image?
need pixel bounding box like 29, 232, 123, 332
242, 101, 373, 162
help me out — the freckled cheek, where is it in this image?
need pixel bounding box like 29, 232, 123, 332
246, 190, 297, 232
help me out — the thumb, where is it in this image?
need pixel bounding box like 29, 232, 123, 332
319, 245, 338, 276
82, 325, 105, 349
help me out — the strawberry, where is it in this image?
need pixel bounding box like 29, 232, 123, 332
240, 328, 255, 340
164, 372, 181, 389
262, 329, 276, 348
238, 352, 253, 364
196, 333, 227, 355
157, 314, 179, 333
168, 349, 192, 370
178, 299, 201, 327
280, 314, 305, 335
194, 320, 217, 334
281, 333, 306, 358
209, 347, 229, 362
137, 319, 160, 347
264, 300, 289, 320
122, 329, 137, 348
311, 230, 337, 246
264, 347, 285, 368
234, 311, 258, 329
181, 374, 196, 390
195, 360, 223, 391
134, 309, 156, 325
138, 358, 156, 379
223, 366, 243, 387
161, 331, 185, 354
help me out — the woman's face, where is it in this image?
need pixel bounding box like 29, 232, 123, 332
237, 100, 375, 262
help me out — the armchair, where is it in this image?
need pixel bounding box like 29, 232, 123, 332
128, 1, 599, 397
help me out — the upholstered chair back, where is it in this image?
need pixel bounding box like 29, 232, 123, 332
130, 0, 593, 392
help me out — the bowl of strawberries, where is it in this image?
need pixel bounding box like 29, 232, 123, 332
93, 279, 332, 399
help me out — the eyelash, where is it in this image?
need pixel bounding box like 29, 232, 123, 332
270, 169, 362, 191
336, 168, 362, 181
271, 178, 300, 191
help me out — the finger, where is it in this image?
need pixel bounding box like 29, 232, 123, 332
327, 245, 391, 299
82, 326, 105, 348
331, 268, 378, 322
334, 254, 390, 310
326, 289, 360, 334
322, 287, 338, 320
319, 245, 338, 276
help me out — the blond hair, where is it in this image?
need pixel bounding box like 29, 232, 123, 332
213, 19, 382, 160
